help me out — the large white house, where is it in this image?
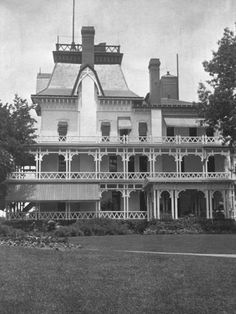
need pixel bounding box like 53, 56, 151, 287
5, 26, 236, 220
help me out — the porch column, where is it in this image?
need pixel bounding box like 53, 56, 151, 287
122, 189, 127, 219
153, 189, 157, 219
175, 150, 179, 173
38, 152, 43, 178
156, 190, 160, 219
95, 152, 99, 180
230, 186, 235, 219
148, 151, 153, 175
209, 191, 213, 219
34, 150, 39, 179
174, 191, 178, 219
95, 201, 99, 218
205, 191, 210, 219
121, 150, 127, 180
147, 193, 150, 221
67, 150, 72, 179
65, 202, 70, 220
223, 190, 227, 218
170, 190, 175, 219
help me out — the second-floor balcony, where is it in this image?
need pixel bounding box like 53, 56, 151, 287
35, 135, 222, 146
8, 171, 232, 181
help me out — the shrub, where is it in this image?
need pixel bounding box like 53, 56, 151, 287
143, 217, 236, 234
0, 223, 26, 238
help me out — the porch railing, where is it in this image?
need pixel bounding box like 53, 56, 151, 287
7, 211, 147, 220
36, 135, 222, 145
8, 171, 232, 181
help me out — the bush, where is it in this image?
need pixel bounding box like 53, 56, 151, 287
0, 223, 26, 238
143, 217, 236, 234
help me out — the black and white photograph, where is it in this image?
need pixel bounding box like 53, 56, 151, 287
0, 0, 236, 313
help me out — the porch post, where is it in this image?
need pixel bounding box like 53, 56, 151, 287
38, 152, 43, 177
175, 150, 179, 173
67, 150, 72, 179
153, 189, 156, 219
122, 189, 127, 219
126, 191, 131, 219
121, 150, 127, 180
156, 190, 160, 220
147, 193, 150, 221
223, 190, 227, 218
209, 191, 213, 219
170, 190, 175, 219
174, 191, 178, 219
205, 191, 210, 219
34, 150, 39, 179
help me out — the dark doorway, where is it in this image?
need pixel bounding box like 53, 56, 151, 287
58, 155, 66, 172
109, 156, 118, 172
208, 156, 215, 172
58, 202, 66, 212
189, 127, 197, 137
112, 191, 121, 211
128, 156, 135, 172
139, 156, 148, 172
139, 191, 147, 211
167, 127, 174, 137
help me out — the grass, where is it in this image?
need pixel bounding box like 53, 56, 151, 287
0, 235, 236, 314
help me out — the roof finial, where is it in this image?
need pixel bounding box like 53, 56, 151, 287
71, 0, 76, 50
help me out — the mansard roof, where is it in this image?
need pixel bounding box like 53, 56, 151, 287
36, 63, 139, 98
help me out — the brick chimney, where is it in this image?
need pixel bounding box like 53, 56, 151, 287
81, 26, 95, 67
148, 58, 161, 105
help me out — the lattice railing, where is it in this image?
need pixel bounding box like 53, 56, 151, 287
150, 172, 231, 180
36, 135, 222, 145
7, 211, 147, 220
56, 43, 82, 51
8, 171, 231, 181
127, 211, 147, 219
98, 211, 125, 219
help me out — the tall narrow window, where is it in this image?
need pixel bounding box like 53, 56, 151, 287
181, 157, 185, 172
58, 121, 68, 141
189, 127, 197, 137
167, 127, 174, 137
112, 191, 121, 211
208, 156, 215, 172
139, 156, 148, 172
139, 122, 147, 141
128, 156, 135, 172
140, 191, 147, 211
58, 155, 66, 172
109, 156, 117, 172
101, 122, 110, 141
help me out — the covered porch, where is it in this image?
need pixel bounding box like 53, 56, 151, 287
145, 182, 234, 220
5, 183, 147, 220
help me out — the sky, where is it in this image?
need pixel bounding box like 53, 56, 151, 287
0, 0, 236, 104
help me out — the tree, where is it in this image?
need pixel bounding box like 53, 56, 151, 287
197, 27, 236, 147
0, 95, 37, 183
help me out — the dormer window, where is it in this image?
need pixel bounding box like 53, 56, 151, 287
58, 121, 68, 141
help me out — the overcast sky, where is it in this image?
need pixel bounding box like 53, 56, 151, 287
0, 0, 236, 104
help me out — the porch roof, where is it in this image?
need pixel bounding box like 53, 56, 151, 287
6, 184, 100, 202
164, 117, 202, 127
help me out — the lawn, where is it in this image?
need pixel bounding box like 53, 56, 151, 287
0, 235, 236, 314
